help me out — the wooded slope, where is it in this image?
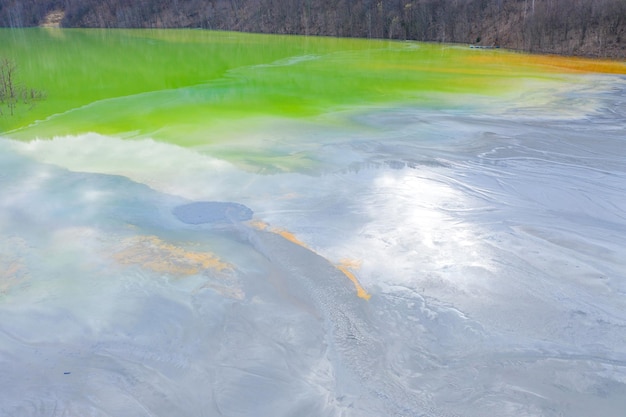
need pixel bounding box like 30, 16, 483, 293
1, 0, 624, 58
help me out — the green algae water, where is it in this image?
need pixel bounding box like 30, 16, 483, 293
3, 28, 623, 172
0, 28, 570, 146
2, 28, 626, 417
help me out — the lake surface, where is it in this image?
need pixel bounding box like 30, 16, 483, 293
1, 29, 626, 417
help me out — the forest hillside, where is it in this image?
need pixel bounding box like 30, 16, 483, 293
1, 0, 624, 58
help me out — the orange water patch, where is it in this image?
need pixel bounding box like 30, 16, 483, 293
336, 259, 371, 301
248, 219, 270, 230
468, 52, 626, 75
273, 228, 310, 247
249, 220, 371, 300
249, 220, 311, 248
113, 235, 231, 276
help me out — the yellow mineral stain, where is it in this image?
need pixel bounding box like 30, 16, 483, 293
336, 259, 371, 301
113, 235, 231, 276
273, 228, 310, 248
249, 220, 310, 248
249, 220, 370, 300
248, 219, 269, 231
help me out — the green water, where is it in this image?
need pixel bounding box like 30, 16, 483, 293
0, 28, 547, 146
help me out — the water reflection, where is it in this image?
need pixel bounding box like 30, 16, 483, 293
1, 29, 626, 417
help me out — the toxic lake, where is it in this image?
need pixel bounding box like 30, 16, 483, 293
1, 28, 626, 417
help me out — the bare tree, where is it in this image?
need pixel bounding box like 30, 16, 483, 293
0, 58, 46, 117
1, 0, 624, 58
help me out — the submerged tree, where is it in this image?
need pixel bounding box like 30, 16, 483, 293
0, 57, 46, 117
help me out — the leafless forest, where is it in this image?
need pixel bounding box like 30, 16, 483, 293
1, 0, 624, 58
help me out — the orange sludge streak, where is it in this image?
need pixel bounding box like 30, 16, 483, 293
336, 259, 372, 301
468, 52, 626, 75
249, 220, 371, 300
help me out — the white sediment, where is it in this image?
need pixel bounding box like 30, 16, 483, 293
1, 74, 625, 416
